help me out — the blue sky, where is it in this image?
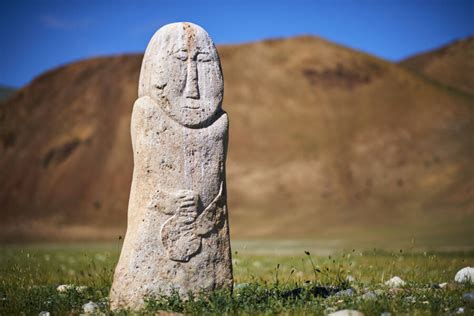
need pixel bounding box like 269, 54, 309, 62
0, 0, 472, 88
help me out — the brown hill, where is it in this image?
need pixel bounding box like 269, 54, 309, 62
400, 36, 474, 96
1, 36, 473, 246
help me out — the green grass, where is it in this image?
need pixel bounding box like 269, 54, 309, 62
0, 242, 473, 315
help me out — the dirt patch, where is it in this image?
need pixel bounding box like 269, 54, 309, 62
302, 61, 383, 89
1, 131, 16, 149
43, 138, 81, 168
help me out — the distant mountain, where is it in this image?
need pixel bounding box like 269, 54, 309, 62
0, 86, 15, 102
1, 36, 473, 245
400, 36, 474, 96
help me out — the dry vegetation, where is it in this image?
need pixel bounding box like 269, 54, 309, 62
400, 36, 474, 96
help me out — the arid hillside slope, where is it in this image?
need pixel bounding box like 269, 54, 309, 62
400, 36, 474, 96
1, 36, 473, 244
0, 86, 15, 103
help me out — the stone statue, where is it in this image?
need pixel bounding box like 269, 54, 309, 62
110, 22, 233, 310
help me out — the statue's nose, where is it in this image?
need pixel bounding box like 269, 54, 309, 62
184, 60, 200, 99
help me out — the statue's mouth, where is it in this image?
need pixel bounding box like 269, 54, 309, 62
184, 105, 200, 109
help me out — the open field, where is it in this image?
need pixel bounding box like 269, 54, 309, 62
1, 242, 473, 315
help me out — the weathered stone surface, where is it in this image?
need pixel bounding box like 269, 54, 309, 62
328, 310, 365, 316
110, 22, 232, 310
455, 267, 474, 284
335, 288, 356, 297
384, 276, 406, 288
463, 291, 474, 303
82, 301, 99, 314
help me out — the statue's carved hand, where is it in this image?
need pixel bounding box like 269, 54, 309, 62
147, 189, 198, 216
174, 190, 199, 224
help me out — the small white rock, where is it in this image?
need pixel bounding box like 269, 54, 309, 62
463, 291, 474, 302
335, 288, 356, 297
456, 307, 465, 314
56, 284, 74, 293
454, 267, 474, 284
361, 291, 377, 300
39, 312, 50, 316
438, 282, 448, 288
346, 275, 355, 282
384, 276, 406, 288
234, 283, 250, 290
328, 310, 365, 316
76, 285, 88, 293
82, 301, 99, 314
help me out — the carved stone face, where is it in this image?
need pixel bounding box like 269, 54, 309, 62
139, 22, 224, 127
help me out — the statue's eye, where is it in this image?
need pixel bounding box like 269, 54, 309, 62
197, 53, 211, 62
174, 51, 188, 61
